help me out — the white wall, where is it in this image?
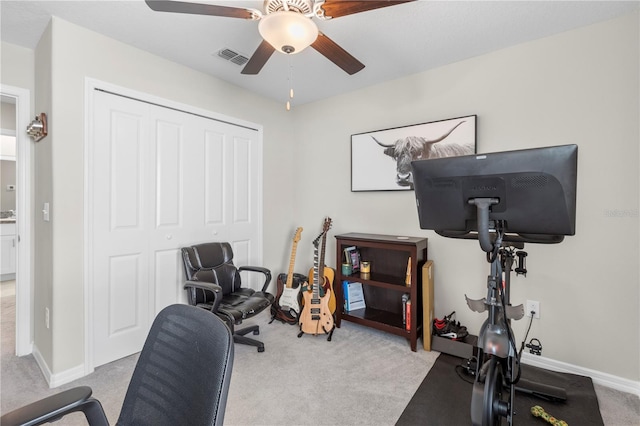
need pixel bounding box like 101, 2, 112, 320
33, 23, 54, 369
291, 12, 639, 382
1, 42, 35, 98
1, 102, 17, 131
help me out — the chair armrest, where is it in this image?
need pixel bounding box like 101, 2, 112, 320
238, 266, 272, 293
184, 280, 223, 313
0, 386, 108, 426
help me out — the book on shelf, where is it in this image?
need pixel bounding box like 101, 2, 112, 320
343, 280, 366, 311
343, 246, 354, 264
343, 246, 361, 272
402, 293, 410, 327
405, 256, 412, 287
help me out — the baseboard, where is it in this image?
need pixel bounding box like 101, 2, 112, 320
521, 352, 640, 397
16, 341, 33, 357
31, 344, 87, 388
31, 345, 52, 386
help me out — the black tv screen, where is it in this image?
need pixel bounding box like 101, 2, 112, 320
411, 144, 578, 238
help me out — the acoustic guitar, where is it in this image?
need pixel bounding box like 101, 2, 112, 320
298, 217, 335, 337
272, 227, 304, 324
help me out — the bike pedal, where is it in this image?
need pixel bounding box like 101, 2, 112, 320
464, 356, 478, 376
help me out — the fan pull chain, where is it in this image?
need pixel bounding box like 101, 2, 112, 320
286, 62, 294, 111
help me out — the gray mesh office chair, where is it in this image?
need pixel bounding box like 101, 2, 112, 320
1, 304, 234, 426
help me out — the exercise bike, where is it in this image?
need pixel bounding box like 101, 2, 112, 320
463, 198, 567, 426
410, 144, 578, 425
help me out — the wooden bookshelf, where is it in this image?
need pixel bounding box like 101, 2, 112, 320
335, 233, 427, 351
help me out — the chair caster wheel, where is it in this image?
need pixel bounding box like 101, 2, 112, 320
258, 347, 265, 352
253, 330, 259, 335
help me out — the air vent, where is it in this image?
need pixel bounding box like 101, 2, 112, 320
230, 55, 249, 66
216, 48, 249, 66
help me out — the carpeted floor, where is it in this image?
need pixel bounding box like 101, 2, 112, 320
397, 353, 604, 425
2, 287, 639, 425
1, 303, 440, 425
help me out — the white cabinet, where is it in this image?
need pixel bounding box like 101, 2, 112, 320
0, 223, 16, 279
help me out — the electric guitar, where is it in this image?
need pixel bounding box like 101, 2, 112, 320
307, 220, 336, 314
299, 217, 335, 337
273, 227, 304, 323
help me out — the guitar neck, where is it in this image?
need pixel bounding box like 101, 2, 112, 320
313, 247, 319, 297
318, 234, 327, 284
312, 218, 332, 295
285, 240, 299, 289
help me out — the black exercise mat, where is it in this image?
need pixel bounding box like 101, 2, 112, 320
397, 353, 603, 425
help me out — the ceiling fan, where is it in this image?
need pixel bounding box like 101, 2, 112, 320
145, 0, 415, 75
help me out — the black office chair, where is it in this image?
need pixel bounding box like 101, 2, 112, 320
1, 304, 234, 426
181, 242, 274, 352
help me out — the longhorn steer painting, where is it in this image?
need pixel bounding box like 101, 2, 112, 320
351, 115, 476, 191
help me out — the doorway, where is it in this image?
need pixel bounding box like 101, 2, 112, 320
0, 85, 33, 356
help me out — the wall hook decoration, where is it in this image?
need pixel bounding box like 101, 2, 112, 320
27, 113, 48, 142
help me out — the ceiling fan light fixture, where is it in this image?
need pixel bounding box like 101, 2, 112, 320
258, 11, 318, 54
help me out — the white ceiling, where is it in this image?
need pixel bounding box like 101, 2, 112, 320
1, 1, 638, 105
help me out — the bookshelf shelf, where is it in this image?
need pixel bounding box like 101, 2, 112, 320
335, 233, 427, 351
341, 272, 409, 289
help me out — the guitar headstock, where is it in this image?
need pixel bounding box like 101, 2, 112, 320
322, 217, 332, 234
293, 227, 303, 243
312, 231, 323, 248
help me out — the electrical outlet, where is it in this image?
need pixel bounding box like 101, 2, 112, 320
45, 307, 50, 329
526, 300, 540, 319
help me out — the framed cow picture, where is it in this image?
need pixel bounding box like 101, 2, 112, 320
351, 115, 477, 191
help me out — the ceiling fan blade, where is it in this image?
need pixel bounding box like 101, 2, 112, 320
311, 33, 364, 75
241, 40, 276, 75
319, 0, 415, 19
145, 0, 255, 19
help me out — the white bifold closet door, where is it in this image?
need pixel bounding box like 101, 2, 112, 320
90, 89, 261, 367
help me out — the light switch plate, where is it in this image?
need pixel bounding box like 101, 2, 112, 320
43, 202, 50, 221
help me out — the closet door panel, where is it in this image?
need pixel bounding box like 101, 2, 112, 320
154, 119, 183, 228
204, 130, 225, 226
90, 89, 262, 367
91, 91, 150, 367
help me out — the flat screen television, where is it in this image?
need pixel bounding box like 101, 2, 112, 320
411, 144, 578, 245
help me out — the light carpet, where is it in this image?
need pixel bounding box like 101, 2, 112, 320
1, 304, 439, 425
2, 299, 639, 425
